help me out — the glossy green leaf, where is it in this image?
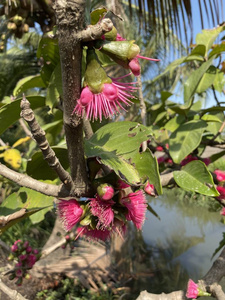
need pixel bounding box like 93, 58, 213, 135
188, 44, 206, 57
26, 146, 69, 180
196, 66, 217, 94
0, 96, 45, 135
85, 122, 152, 185
183, 56, 214, 105
132, 149, 162, 195
169, 120, 207, 164
13, 75, 46, 96
173, 160, 219, 196
196, 26, 225, 55
90, 7, 107, 25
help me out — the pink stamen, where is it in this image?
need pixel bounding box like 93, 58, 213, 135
136, 54, 160, 61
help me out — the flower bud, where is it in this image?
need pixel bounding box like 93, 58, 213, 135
79, 86, 93, 106
128, 58, 140, 76
144, 181, 156, 197
103, 84, 118, 101
103, 26, 118, 41
97, 183, 114, 200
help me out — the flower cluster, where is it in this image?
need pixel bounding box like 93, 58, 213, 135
57, 180, 153, 242
73, 24, 159, 122
8, 240, 40, 286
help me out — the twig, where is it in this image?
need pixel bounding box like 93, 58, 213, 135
20, 95, 74, 191
40, 237, 67, 259
78, 18, 113, 41
18, 119, 32, 138
0, 279, 28, 300
212, 85, 221, 107
210, 121, 225, 143
83, 118, 93, 139
0, 139, 6, 147
0, 239, 10, 252
137, 75, 147, 152
0, 163, 70, 197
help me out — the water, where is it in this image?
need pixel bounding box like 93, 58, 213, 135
124, 190, 225, 298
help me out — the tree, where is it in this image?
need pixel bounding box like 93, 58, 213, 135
0, 1, 225, 299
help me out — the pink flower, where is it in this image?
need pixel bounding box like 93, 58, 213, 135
157, 156, 166, 164
11, 244, 18, 252
180, 155, 198, 166
15, 269, 23, 278
27, 254, 36, 268
73, 75, 136, 122
220, 207, 225, 216
120, 190, 147, 229
76, 226, 111, 242
217, 186, 225, 200
26, 246, 32, 254
117, 179, 130, 189
214, 170, 225, 182
90, 196, 114, 229
144, 182, 156, 196
203, 157, 211, 166
58, 198, 84, 231
116, 33, 126, 41
97, 183, 114, 200
186, 279, 198, 299
18, 254, 27, 261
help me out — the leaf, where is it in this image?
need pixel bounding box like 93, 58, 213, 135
147, 204, 160, 220
0, 96, 45, 135
196, 26, 225, 55
0, 208, 42, 234
132, 149, 162, 195
183, 56, 215, 105
173, 160, 219, 196
209, 43, 225, 58
188, 44, 206, 57
0, 187, 54, 231
26, 146, 69, 180
211, 232, 225, 258
196, 66, 217, 94
85, 122, 152, 185
46, 63, 62, 111
201, 114, 222, 123
13, 75, 46, 96
213, 70, 225, 93
37, 35, 60, 84
90, 7, 107, 25
169, 120, 207, 164
164, 115, 185, 132
3, 148, 22, 169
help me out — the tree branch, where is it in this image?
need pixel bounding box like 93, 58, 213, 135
0, 163, 69, 197
20, 95, 74, 192
77, 18, 113, 41
53, 0, 90, 196
0, 279, 28, 300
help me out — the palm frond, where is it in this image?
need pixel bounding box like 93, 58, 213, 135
125, 0, 224, 49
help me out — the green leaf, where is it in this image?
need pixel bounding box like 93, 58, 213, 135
196, 66, 217, 94
169, 120, 207, 164
13, 75, 46, 97
213, 70, 225, 93
188, 44, 206, 57
85, 122, 152, 185
173, 160, 219, 196
0, 96, 45, 136
196, 26, 225, 55
132, 149, 162, 195
164, 115, 185, 132
46, 63, 62, 111
37, 35, 60, 85
183, 56, 215, 105
201, 114, 222, 123
90, 7, 107, 25
0, 187, 54, 232
209, 43, 225, 58
26, 146, 69, 180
